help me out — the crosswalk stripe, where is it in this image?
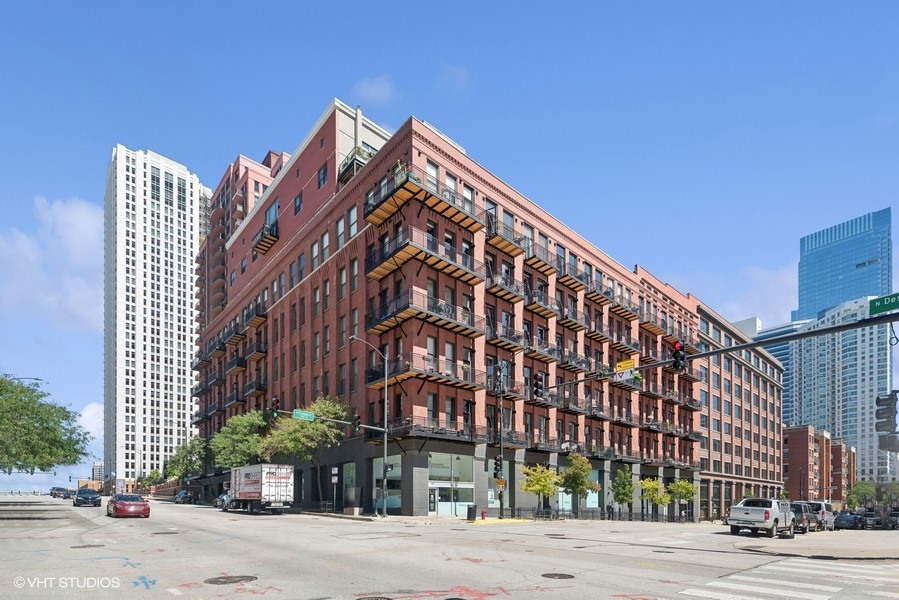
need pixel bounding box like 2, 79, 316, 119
865, 592, 899, 598
707, 580, 831, 600
679, 588, 766, 600
759, 565, 899, 584
725, 575, 841, 592
782, 559, 887, 573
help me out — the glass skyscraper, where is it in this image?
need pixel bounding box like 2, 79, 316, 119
794, 208, 892, 320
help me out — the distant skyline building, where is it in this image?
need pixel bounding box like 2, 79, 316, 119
92, 461, 104, 482
103, 144, 210, 488
791, 297, 893, 481
794, 208, 892, 321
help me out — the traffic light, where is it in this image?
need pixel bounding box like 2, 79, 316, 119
671, 341, 686, 371
532, 372, 545, 399
493, 455, 502, 475
271, 397, 280, 418
875, 392, 898, 434
353, 412, 361, 432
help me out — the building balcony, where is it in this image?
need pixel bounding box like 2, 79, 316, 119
486, 376, 527, 401
524, 289, 560, 319
524, 339, 562, 363
191, 352, 210, 371
593, 363, 615, 381
639, 312, 667, 337
210, 232, 228, 254
558, 306, 589, 332
609, 375, 641, 392
586, 403, 612, 422
207, 370, 225, 387
681, 397, 702, 411
191, 383, 211, 397
388, 416, 489, 445
590, 445, 616, 460
559, 395, 589, 416
529, 435, 562, 453
585, 319, 613, 344
685, 429, 703, 442
338, 145, 374, 186
210, 198, 225, 221
485, 217, 527, 257
486, 325, 529, 352
191, 410, 208, 425
585, 282, 614, 306
209, 284, 226, 306
195, 250, 205, 265
365, 290, 485, 338
661, 388, 685, 406
641, 419, 665, 434
525, 390, 562, 410
678, 365, 700, 382
232, 201, 245, 220
610, 408, 639, 428
244, 303, 268, 329
244, 378, 268, 398
206, 402, 224, 417
558, 349, 592, 373
252, 221, 279, 255
639, 382, 665, 400
224, 324, 246, 346
610, 331, 640, 355
485, 273, 525, 303
364, 164, 485, 233
609, 293, 641, 321
643, 453, 668, 467
554, 259, 591, 292
488, 429, 530, 449
225, 356, 247, 376
613, 446, 643, 463
224, 390, 244, 409
523, 241, 557, 276
640, 347, 665, 364
244, 341, 268, 362
209, 217, 226, 237
209, 257, 226, 278
364, 353, 487, 392
208, 339, 226, 358
365, 225, 486, 285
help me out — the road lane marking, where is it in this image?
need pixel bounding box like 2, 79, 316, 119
782, 559, 887, 572
679, 588, 766, 600
866, 593, 899, 598
166, 589, 184, 596
707, 580, 831, 600
724, 575, 840, 592
759, 565, 899, 584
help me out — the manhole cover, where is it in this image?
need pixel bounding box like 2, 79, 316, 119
71, 544, 105, 549
152, 531, 178, 535
542, 573, 574, 579
204, 576, 258, 585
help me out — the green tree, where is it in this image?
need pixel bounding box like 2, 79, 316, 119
559, 453, 600, 516
0, 375, 91, 474
260, 396, 348, 502
846, 481, 875, 509
611, 468, 634, 508
166, 436, 210, 482
520, 463, 560, 509
667, 478, 697, 505
640, 477, 671, 514
142, 469, 164, 487
210, 411, 267, 469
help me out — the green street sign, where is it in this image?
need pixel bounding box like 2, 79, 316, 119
869, 292, 899, 316
293, 409, 315, 421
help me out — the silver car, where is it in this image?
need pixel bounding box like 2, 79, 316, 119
798, 501, 835, 531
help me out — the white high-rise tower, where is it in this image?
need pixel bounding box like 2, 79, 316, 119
103, 144, 210, 488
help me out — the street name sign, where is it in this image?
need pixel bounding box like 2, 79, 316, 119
293, 409, 315, 421
870, 292, 899, 316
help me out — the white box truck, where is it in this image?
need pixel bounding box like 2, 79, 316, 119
222, 464, 294, 515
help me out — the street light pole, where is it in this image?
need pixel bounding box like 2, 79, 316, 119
350, 335, 389, 518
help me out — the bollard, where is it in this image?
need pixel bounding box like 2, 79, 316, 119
481, 510, 487, 520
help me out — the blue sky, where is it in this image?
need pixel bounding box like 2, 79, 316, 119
1, 2, 897, 490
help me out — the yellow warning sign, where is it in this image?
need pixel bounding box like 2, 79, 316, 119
616, 359, 634, 371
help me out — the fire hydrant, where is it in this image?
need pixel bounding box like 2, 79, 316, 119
481, 510, 487, 520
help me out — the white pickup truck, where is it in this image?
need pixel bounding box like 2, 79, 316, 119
726, 498, 795, 538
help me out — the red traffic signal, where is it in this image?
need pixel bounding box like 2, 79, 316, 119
671, 341, 686, 371
532, 372, 545, 399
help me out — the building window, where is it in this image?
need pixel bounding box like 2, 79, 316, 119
294, 192, 303, 214
348, 206, 358, 236
318, 163, 328, 189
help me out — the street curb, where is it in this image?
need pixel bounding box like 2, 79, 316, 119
738, 545, 899, 561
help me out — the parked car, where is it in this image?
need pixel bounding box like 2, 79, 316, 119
50, 487, 67, 498
173, 490, 192, 504
107, 494, 150, 518
726, 498, 795, 538
886, 512, 899, 530
797, 501, 835, 531
834, 513, 866, 530
213, 492, 228, 508
864, 512, 882, 529
62, 489, 75, 500
73, 488, 101, 507
790, 502, 818, 534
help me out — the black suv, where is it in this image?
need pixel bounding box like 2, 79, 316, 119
73, 488, 101, 507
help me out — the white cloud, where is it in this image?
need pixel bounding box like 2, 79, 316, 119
711, 263, 798, 328
0, 197, 103, 332
77, 401, 104, 445
352, 76, 400, 107
435, 65, 468, 93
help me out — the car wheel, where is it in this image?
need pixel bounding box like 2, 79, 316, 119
780, 521, 795, 539
730, 526, 740, 535
767, 523, 777, 538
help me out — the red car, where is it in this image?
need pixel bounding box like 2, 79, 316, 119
107, 494, 150, 518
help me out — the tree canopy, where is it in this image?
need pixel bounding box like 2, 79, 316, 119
210, 411, 267, 468
667, 478, 698, 505
611, 468, 634, 506
261, 396, 349, 463
0, 376, 91, 475
559, 453, 600, 499
165, 436, 210, 482
639, 477, 671, 507
520, 463, 560, 506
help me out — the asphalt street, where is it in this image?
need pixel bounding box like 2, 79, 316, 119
1, 495, 897, 599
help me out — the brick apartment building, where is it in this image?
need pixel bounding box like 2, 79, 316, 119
784, 425, 856, 507
190, 99, 782, 517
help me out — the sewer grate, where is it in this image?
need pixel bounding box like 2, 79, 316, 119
204, 575, 258, 585
71, 545, 105, 549
542, 573, 574, 579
